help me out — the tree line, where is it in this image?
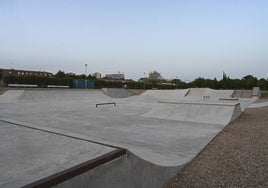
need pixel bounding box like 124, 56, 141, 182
1, 69, 268, 90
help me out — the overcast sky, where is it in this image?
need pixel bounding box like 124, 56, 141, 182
0, 0, 267, 81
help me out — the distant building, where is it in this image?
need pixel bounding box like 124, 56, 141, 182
91, 72, 102, 79
105, 73, 125, 80
2, 69, 53, 77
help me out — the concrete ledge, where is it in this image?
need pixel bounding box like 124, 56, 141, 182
22, 149, 126, 188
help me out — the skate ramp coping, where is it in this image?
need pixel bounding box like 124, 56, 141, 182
143, 101, 241, 125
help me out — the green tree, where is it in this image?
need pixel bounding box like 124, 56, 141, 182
243, 75, 258, 89
0, 69, 3, 80
55, 70, 66, 78
148, 71, 162, 82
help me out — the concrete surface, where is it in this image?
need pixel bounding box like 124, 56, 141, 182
0, 89, 257, 187
0, 121, 115, 188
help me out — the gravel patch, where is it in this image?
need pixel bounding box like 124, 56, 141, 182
164, 103, 268, 188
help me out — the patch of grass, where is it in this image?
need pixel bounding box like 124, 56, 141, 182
261, 90, 268, 97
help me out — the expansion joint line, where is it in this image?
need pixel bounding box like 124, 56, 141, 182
0, 119, 122, 149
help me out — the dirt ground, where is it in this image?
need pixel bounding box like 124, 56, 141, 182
164, 99, 268, 188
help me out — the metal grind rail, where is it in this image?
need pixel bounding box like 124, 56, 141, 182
96, 102, 116, 108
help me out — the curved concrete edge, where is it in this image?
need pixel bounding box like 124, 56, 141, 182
53, 151, 182, 188
248, 101, 268, 108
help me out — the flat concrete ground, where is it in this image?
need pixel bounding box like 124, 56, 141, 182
164, 99, 268, 188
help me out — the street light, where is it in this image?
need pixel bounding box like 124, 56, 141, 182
85, 64, 87, 89
143, 72, 146, 90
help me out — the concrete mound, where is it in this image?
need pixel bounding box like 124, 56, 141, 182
186, 88, 234, 99
232, 89, 253, 98
143, 101, 242, 125
0, 90, 24, 103
204, 88, 234, 99
141, 89, 189, 100
185, 88, 206, 97
17, 90, 110, 102
102, 88, 136, 98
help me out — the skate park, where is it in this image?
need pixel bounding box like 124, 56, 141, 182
0, 88, 262, 188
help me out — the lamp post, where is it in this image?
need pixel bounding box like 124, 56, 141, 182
85, 64, 87, 89
143, 72, 146, 90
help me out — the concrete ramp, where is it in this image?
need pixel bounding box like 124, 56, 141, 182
185, 88, 206, 97
232, 90, 253, 98
102, 88, 136, 98
0, 90, 24, 103
204, 89, 234, 99
17, 90, 109, 102
141, 89, 189, 100
143, 102, 241, 125
252, 87, 261, 97
186, 88, 234, 99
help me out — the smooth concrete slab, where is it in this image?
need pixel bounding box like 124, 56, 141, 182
0, 121, 115, 188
